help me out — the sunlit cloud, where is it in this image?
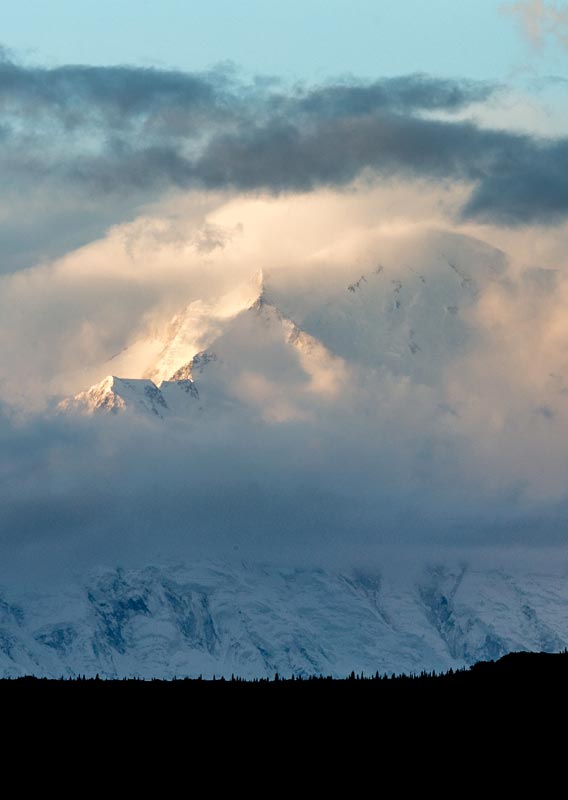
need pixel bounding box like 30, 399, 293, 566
2, 45, 568, 591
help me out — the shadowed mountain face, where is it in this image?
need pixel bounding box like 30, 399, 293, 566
1, 560, 567, 679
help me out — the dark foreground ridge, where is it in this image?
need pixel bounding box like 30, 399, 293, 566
2, 650, 568, 689
6, 652, 567, 733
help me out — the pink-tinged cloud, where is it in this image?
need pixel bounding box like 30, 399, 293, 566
503, 0, 568, 49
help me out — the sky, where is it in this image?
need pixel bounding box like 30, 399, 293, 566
0, 1, 530, 80
2, 1, 568, 585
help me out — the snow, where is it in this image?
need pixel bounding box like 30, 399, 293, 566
47, 230, 565, 679
1, 560, 567, 679
60, 376, 180, 418
61, 229, 509, 420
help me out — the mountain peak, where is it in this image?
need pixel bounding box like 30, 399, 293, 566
248, 268, 271, 311
60, 230, 511, 420
61, 375, 172, 417
168, 351, 217, 382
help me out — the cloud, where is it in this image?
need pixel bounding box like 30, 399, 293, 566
0, 56, 489, 125
2, 187, 568, 582
2, 45, 568, 268
461, 137, 568, 223
503, 1, 568, 50
192, 115, 568, 225
0, 183, 473, 407
2, 182, 568, 410
0, 360, 556, 586
4, 51, 568, 580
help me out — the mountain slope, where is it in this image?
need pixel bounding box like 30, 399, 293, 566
62, 283, 346, 419
0, 560, 566, 679
264, 229, 507, 383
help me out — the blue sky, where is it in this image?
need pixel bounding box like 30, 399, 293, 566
2, 0, 563, 80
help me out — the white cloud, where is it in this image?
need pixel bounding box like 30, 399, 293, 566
3, 180, 568, 578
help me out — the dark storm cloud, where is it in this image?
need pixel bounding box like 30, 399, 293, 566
291, 75, 496, 117
1, 48, 568, 263
0, 58, 235, 132
0, 57, 491, 125
461, 138, 568, 223
193, 115, 568, 225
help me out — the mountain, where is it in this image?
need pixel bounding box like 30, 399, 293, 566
46, 228, 567, 681
0, 560, 566, 679
59, 373, 200, 418
61, 229, 508, 418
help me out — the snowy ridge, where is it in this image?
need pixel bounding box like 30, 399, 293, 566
145, 269, 265, 386
60, 374, 200, 418
59, 376, 170, 417
1, 560, 567, 679
61, 281, 342, 418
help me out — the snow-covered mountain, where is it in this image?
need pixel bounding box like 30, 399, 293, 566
0, 559, 566, 679
46, 228, 568, 681
59, 373, 200, 417
61, 229, 507, 419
